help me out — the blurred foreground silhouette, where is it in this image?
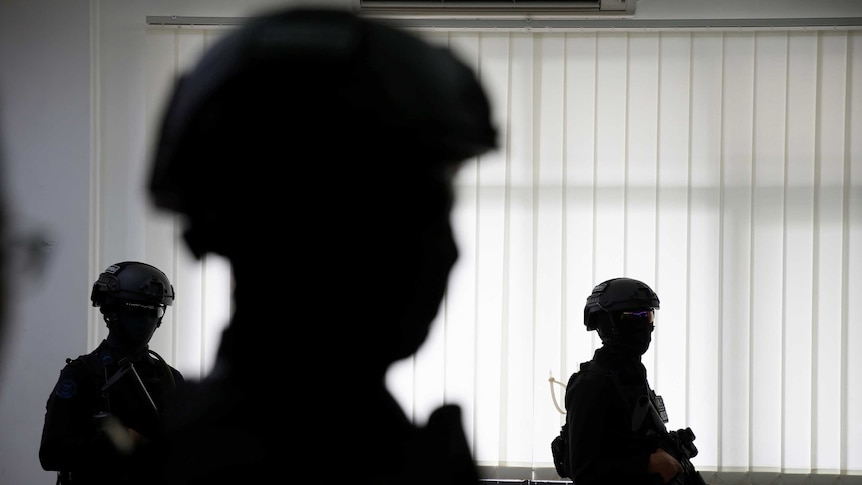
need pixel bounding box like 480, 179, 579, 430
148, 7, 497, 484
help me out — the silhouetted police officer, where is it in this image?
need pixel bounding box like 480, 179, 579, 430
147, 6, 497, 485
564, 277, 701, 485
39, 261, 183, 485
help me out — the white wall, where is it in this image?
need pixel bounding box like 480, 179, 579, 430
0, 1, 860, 485
0, 2, 325, 484
0, 2, 91, 485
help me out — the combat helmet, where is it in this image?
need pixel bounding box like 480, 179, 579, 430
91, 261, 175, 312
583, 277, 659, 331
147, 8, 498, 259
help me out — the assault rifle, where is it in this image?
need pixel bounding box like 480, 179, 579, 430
92, 357, 161, 454
102, 357, 159, 416
633, 393, 707, 485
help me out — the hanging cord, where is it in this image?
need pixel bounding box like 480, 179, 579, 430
148, 349, 176, 389
549, 370, 567, 414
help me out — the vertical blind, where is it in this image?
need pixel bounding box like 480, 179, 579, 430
137, 25, 862, 477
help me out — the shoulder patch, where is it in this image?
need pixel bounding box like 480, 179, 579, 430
55, 378, 78, 399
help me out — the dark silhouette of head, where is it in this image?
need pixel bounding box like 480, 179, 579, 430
90, 261, 175, 356
149, 7, 496, 376
584, 277, 660, 356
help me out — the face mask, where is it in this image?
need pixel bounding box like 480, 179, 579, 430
600, 309, 655, 356
107, 302, 164, 352
615, 324, 654, 356
114, 314, 159, 349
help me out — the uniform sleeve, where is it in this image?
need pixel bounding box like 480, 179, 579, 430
39, 361, 123, 473
565, 370, 657, 485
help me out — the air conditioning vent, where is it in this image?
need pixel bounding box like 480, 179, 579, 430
355, 0, 636, 19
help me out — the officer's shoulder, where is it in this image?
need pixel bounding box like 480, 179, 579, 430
63, 349, 112, 374
61, 352, 90, 370
569, 361, 616, 386
52, 354, 94, 397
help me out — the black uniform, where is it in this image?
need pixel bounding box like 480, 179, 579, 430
564, 346, 665, 485
39, 338, 184, 485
